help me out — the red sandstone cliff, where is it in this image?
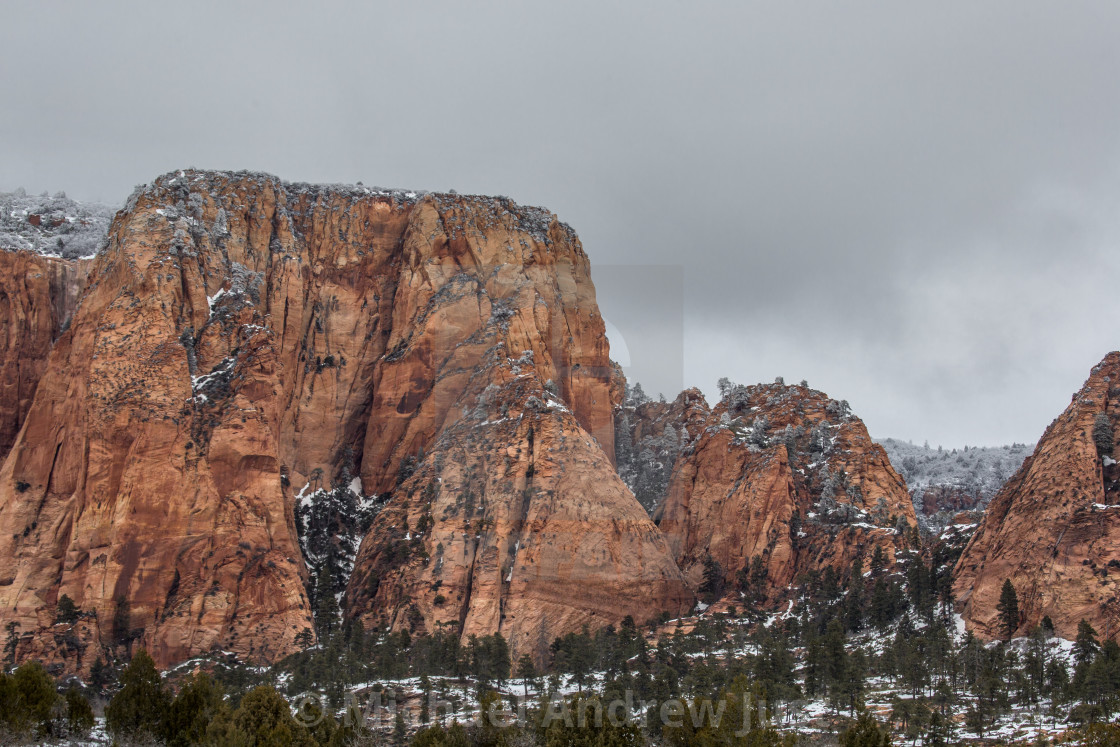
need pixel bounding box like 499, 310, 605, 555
655, 381, 919, 606
0, 250, 90, 460
347, 363, 693, 662
954, 352, 1120, 640
0, 170, 625, 671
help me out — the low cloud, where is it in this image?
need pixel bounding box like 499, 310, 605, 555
3, 1, 1118, 446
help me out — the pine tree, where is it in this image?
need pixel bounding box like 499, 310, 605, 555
230, 685, 316, 746
870, 546, 885, 576
551, 628, 595, 693
735, 555, 768, 607
313, 562, 340, 636
1075, 619, 1102, 669
393, 709, 408, 746
4, 621, 19, 666
164, 672, 224, 747
996, 579, 1019, 639
753, 556, 769, 600
845, 557, 865, 633
699, 554, 725, 602
89, 657, 110, 692
823, 619, 849, 709
924, 710, 949, 747
516, 654, 537, 698
870, 579, 896, 630
10, 662, 59, 737
64, 686, 95, 738
419, 674, 432, 724
55, 594, 80, 624
804, 635, 824, 697
839, 711, 891, 747
1094, 414, 1114, 457
822, 566, 840, 601
105, 649, 170, 741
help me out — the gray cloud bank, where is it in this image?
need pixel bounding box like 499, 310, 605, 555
3, 1, 1118, 446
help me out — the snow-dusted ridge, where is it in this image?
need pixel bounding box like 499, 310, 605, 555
0, 188, 116, 258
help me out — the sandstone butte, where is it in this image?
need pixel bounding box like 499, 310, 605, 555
0, 170, 691, 673
954, 352, 1120, 641
655, 382, 920, 605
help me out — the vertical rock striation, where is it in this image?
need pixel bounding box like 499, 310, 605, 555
0, 170, 628, 670
0, 250, 90, 460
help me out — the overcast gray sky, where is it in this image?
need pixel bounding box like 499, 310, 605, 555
3, 1, 1119, 447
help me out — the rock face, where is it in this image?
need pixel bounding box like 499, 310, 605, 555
615, 385, 711, 514
0, 250, 90, 460
655, 381, 919, 605
954, 352, 1120, 641
347, 363, 693, 662
0, 170, 635, 671
914, 485, 985, 519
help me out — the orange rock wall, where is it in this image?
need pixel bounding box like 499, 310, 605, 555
0, 171, 617, 670
347, 365, 693, 663
656, 383, 918, 605
0, 250, 89, 460
954, 352, 1120, 640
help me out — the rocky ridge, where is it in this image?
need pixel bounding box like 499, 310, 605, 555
654, 380, 920, 606
954, 352, 1120, 640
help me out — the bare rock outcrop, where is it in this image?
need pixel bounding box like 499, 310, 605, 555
0, 170, 619, 671
347, 363, 693, 662
0, 250, 90, 459
954, 352, 1120, 640
655, 381, 919, 607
